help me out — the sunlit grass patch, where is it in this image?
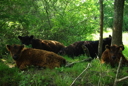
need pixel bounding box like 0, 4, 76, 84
123, 45, 128, 59
123, 32, 128, 45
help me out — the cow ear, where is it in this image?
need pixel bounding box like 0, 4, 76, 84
19, 45, 25, 51
119, 45, 124, 51
18, 36, 22, 40
105, 45, 110, 49
6, 45, 11, 51
109, 35, 112, 38
21, 44, 25, 48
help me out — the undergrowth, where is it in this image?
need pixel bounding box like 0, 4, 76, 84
0, 54, 128, 86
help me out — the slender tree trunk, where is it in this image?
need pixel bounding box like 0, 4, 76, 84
44, 0, 52, 29
98, 0, 103, 58
112, 0, 125, 45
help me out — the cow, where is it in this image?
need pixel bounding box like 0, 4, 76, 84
18, 35, 65, 54
101, 44, 128, 67
59, 35, 112, 59
6, 44, 66, 70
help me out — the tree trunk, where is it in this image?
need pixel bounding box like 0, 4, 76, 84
112, 0, 125, 45
44, 0, 52, 29
98, 0, 103, 58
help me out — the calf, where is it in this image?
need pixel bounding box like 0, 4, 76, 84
18, 35, 65, 54
101, 45, 128, 67
59, 35, 112, 59
6, 44, 66, 70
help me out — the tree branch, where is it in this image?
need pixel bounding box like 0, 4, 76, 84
70, 63, 91, 86
65, 58, 92, 67
116, 76, 128, 82
113, 57, 122, 86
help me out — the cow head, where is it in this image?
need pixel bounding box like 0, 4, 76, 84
6, 44, 24, 60
18, 35, 34, 45
58, 48, 66, 55
105, 44, 124, 60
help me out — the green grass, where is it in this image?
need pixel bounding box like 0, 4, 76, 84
1, 55, 127, 86
0, 31, 128, 86
0, 61, 21, 86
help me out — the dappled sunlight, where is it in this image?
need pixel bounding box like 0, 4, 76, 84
0, 58, 15, 68
91, 28, 128, 46
123, 32, 128, 45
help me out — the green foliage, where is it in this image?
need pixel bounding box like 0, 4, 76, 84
85, 59, 115, 85
123, 45, 128, 59
0, 0, 100, 46
123, 1, 128, 31
0, 0, 128, 86
53, 74, 72, 86
0, 62, 21, 86
0, 0, 128, 47
103, 0, 114, 28
19, 71, 48, 86
123, 16, 128, 31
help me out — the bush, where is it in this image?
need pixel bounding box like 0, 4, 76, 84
0, 62, 21, 86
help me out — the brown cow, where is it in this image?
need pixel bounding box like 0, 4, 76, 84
6, 44, 66, 70
101, 44, 128, 67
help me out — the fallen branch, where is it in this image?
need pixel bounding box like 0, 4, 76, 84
116, 76, 128, 82
65, 58, 92, 67
70, 63, 91, 86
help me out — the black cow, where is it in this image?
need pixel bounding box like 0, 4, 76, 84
59, 35, 112, 59
18, 35, 65, 54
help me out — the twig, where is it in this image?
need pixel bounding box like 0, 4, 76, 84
116, 76, 128, 82
70, 63, 91, 86
113, 57, 122, 86
65, 58, 92, 67
65, 62, 77, 67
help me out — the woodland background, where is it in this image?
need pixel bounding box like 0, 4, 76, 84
1, 0, 128, 56
0, 0, 128, 86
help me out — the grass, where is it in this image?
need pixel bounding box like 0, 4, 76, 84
0, 31, 128, 86
0, 62, 21, 86
1, 55, 127, 86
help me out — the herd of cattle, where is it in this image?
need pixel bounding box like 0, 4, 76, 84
6, 35, 128, 70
